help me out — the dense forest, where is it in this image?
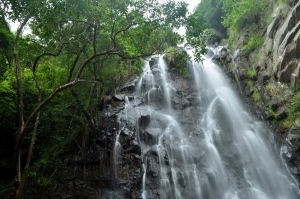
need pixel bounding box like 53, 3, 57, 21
1, 0, 300, 198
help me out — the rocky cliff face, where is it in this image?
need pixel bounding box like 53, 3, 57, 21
219, 1, 300, 179
38, 54, 200, 199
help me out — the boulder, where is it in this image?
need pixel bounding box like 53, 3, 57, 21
267, 98, 280, 110
121, 76, 139, 92
276, 107, 288, 120
212, 46, 228, 61
127, 140, 141, 155
113, 94, 125, 101
149, 57, 159, 68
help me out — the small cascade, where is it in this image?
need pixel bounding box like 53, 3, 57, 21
113, 125, 122, 180
113, 96, 131, 180
142, 163, 147, 199
157, 56, 173, 112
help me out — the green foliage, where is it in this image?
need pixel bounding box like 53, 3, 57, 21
188, 0, 225, 34
288, 92, 300, 121
267, 106, 278, 119
0, 16, 14, 79
222, 0, 268, 31
246, 66, 256, 78
0, 70, 16, 119
282, 118, 294, 128
0, 182, 13, 198
252, 87, 262, 104
240, 35, 264, 55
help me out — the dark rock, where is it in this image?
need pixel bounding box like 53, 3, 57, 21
287, 126, 300, 151
121, 128, 134, 137
127, 140, 141, 155
267, 98, 280, 110
276, 107, 287, 120
139, 114, 151, 132
258, 71, 270, 85
144, 128, 161, 146
149, 60, 155, 68
244, 85, 254, 96
150, 57, 159, 68
121, 77, 139, 92
212, 46, 228, 61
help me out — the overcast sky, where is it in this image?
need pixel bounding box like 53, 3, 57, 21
176, 0, 201, 35
184, 0, 200, 13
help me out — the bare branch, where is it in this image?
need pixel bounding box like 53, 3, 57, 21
32, 44, 65, 71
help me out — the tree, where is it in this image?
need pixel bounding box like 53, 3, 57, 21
189, 0, 225, 35
1, 0, 191, 198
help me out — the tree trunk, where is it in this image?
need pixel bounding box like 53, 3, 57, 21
15, 112, 40, 199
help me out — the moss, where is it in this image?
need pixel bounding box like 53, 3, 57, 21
164, 47, 190, 77
246, 66, 256, 78
267, 106, 278, 119
282, 118, 294, 128
287, 92, 300, 121
240, 35, 264, 56
252, 87, 262, 104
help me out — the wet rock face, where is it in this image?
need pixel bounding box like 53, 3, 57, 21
50, 112, 144, 199
87, 55, 198, 198
212, 2, 300, 181
283, 126, 300, 175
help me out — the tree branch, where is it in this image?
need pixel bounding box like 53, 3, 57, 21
32, 44, 65, 71
17, 49, 117, 148
70, 89, 97, 134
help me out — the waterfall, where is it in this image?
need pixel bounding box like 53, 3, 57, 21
112, 50, 300, 199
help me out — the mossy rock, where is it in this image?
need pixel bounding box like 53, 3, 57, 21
164, 47, 189, 76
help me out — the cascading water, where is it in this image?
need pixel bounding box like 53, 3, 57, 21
185, 50, 299, 198
112, 49, 300, 199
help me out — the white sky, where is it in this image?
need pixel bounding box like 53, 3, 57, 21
185, 0, 200, 13
174, 0, 201, 35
